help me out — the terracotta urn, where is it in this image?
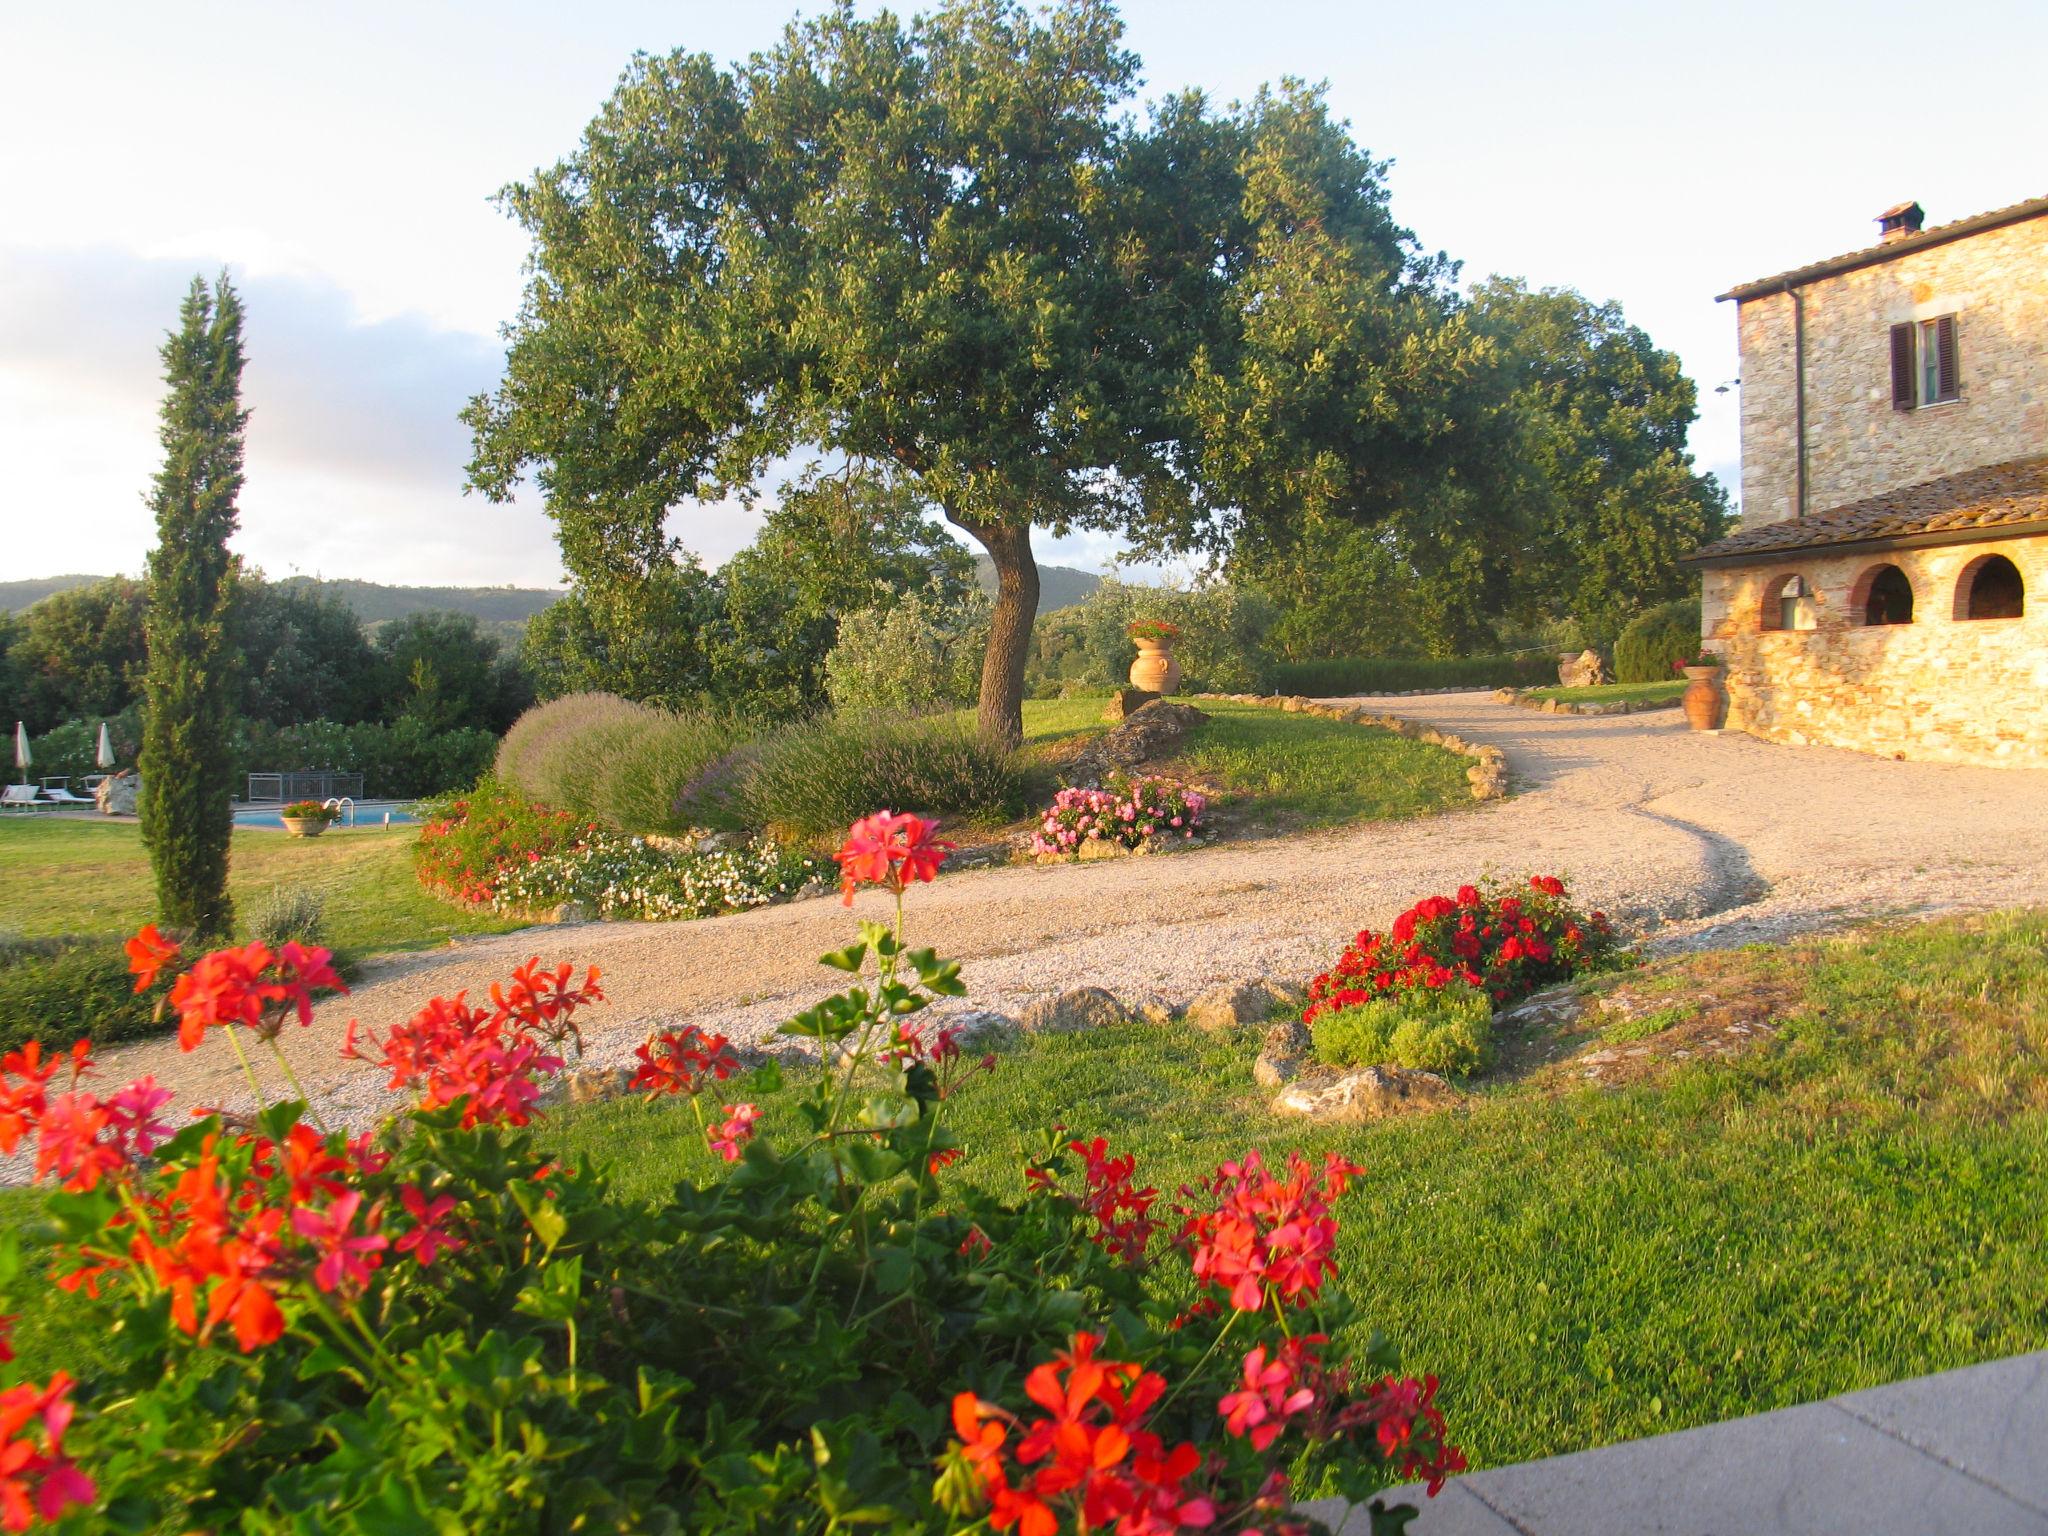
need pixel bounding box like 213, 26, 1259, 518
1680, 665, 1726, 731
281, 816, 328, 838
1129, 638, 1181, 695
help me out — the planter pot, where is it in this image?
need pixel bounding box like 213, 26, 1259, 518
1129, 639, 1182, 695
1680, 666, 1726, 731
281, 816, 330, 838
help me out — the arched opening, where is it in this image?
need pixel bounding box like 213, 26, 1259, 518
1761, 573, 1814, 632
1957, 554, 2026, 621
1857, 564, 1914, 626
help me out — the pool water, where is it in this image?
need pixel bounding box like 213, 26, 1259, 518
234, 803, 419, 830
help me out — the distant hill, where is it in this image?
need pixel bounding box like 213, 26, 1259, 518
973, 557, 1102, 614
0, 574, 103, 613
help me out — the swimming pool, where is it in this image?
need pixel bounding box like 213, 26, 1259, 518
234, 802, 419, 830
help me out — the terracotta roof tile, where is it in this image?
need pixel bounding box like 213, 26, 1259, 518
1687, 457, 2048, 563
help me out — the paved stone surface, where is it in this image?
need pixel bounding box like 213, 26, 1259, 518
62, 692, 2048, 1137
1326, 1350, 2048, 1535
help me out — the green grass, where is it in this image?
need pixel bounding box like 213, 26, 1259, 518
1009, 697, 1474, 833
533, 911, 2048, 1473
1524, 680, 1687, 706
0, 818, 525, 956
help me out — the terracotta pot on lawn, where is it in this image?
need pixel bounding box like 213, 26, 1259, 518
281, 816, 328, 838
1681, 666, 1726, 731
1129, 638, 1182, 695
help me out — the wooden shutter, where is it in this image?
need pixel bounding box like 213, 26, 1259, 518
1935, 315, 1960, 401
1890, 323, 1917, 409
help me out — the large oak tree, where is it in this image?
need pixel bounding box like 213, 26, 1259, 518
467, 0, 1492, 743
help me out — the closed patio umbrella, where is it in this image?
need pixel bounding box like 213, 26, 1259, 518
11, 722, 28, 778
95, 722, 115, 770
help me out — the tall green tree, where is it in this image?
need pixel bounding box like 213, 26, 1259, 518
466, 0, 1490, 743
5, 578, 150, 731
1468, 279, 1730, 646
140, 273, 247, 938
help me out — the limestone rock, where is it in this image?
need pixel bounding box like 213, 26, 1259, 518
1019, 987, 1129, 1034
1068, 700, 1211, 783
563, 1066, 631, 1104
1494, 983, 1581, 1031
1134, 1000, 1176, 1028
549, 900, 595, 924
95, 771, 139, 815
949, 1011, 1022, 1051
1183, 979, 1290, 1034
1558, 649, 1610, 688
1271, 1064, 1460, 1121
1102, 688, 1161, 722
1252, 1019, 1313, 1088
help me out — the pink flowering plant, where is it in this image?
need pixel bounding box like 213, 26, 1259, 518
0, 814, 1460, 1532
1032, 772, 1209, 857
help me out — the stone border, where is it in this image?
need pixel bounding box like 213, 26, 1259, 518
1195, 693, 1509, 800
1494, 686, 1683, 717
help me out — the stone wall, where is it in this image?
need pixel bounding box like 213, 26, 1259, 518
1701, 533, 2048, 766
1735, 214, 2048, 529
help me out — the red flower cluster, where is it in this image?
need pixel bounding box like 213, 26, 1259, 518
124, 927, 347, 1053
344, 959, 602, 1128
951, 1332, 1214, 1535
1177, 1151, 1361, 1312
0, 1042, 173, 1194
1027, 1137, 1159, 1265
413, 783, 589, 907
1217, 1341, 1318, 1452
628, 1025, 740, 1097
0, 1373, 94, 1531
834, 810, 954, 905
1304, 875, 1615, 1021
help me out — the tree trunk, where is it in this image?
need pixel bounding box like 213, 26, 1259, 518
956, 517, 1038, 749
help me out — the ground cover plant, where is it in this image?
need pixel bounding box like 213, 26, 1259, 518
0, 821, 1462, 1532
514, 909, 2048, 1477
1030, 773, 1208, 858
0, 819, 521, 960
1310, 983, 1494, 1077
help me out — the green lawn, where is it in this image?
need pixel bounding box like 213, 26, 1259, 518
532, 910, 2048, 1473
1013, 696, 1474, 833
1524, 679, 1687, 706
0, 817, 525, 956
4, 909, 2044, 1475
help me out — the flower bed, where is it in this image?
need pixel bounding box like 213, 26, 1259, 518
0, 825, 1466, 1531
1306, 876, 1619, 1020
415, 776, 824, 920
1031, 772, 1209, 858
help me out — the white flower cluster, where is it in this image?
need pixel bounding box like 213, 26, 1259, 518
490, 833, 828, 922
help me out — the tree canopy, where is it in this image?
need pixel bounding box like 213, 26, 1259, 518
467, 0, 1494, 741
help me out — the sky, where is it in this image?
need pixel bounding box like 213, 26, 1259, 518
2, 0, 2043, 589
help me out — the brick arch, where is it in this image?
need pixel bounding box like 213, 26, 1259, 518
1759, 572, 1813, 631
1849, 562, 1915, 626
1954, 552, 2026, 621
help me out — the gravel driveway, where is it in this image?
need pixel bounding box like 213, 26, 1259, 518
83, 695, 2048, 1132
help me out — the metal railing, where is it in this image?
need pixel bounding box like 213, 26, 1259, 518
245, 772, 365, 804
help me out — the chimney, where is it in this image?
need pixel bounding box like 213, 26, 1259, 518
1877, 201, 1926, 244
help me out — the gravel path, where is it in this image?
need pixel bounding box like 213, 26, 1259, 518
82, 695, 2048, 1133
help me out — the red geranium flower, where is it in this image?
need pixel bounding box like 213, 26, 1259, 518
124, 924, 179, 994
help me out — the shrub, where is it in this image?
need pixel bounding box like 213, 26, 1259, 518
740, 711, 1025, 835
587, 706, 746, 834
1613, 599, 1703, 685
1029, 579, 1275, 696
823, 589, 989, 713
0, 833, 1463, 1531
234, 717, 497, 798
1030, 773, 1208, 857
413, 777, 592, 905
1268, 654, 1555, 695
1306, 875, 1620, 1021
496, 695, 746, 834
0, 935, 166, 1054
1311, 982, 1494, 1077
248, 885, 326, 949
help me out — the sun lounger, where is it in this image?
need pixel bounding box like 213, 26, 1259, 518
39, 787, 93, 805
1, 785, 50, 814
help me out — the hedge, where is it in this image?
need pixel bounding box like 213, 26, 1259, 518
1268, 654, 1557, 695
1613, 600, 1703, 685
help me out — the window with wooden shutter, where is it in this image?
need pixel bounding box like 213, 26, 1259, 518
1890, 323, 1917, 410
1934, 314, 1960, 402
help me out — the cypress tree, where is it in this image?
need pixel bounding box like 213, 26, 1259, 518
140, 273, 247, 938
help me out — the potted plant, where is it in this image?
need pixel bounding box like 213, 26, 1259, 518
1674, 651, 1727, 732
1126, 618, 1182, 695
280, 799, 339, 838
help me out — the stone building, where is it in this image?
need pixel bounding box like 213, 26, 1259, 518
1687, 194, 2048, 766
